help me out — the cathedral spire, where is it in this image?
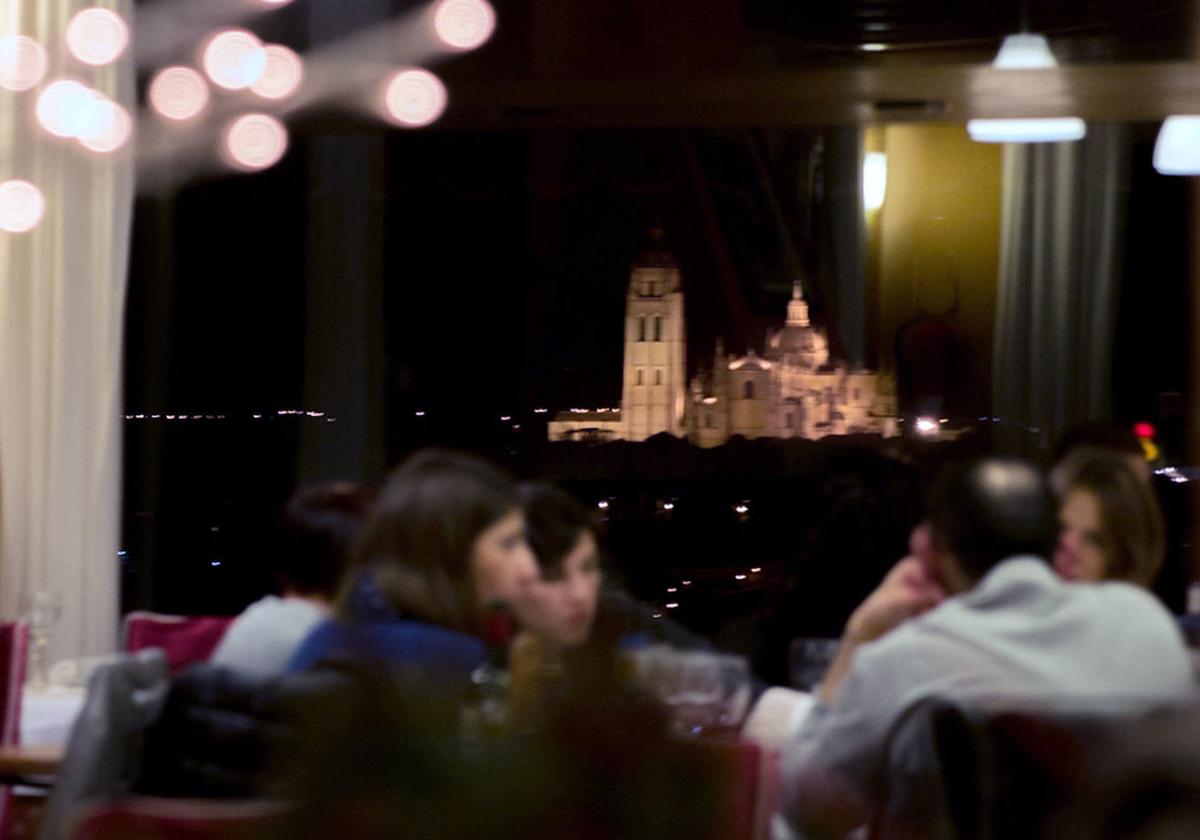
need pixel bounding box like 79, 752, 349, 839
787, 280, 810, 327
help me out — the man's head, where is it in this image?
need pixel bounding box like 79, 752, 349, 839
927, 458, 1057, 588
278, 482, 374, 601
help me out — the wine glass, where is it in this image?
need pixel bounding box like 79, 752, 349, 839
20, 590, 63, 692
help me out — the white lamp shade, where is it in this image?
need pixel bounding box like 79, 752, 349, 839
1153, 116, 1200, 175
967, 118, 1086, 143
992, 33, 1057, 70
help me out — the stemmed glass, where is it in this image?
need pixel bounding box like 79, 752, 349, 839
20, 590, 63, 692
631, 646, 753, 737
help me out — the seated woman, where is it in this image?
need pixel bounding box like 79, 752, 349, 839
1052, 452, 1164, 587
287, 449, 538, 697
211, 482, 372, 680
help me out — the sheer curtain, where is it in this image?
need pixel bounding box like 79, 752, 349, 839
0, 0, 133, 659
991, 124, 1130, 455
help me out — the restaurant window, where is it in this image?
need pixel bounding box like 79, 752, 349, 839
637, 316, 645, 342
654, 316, 662, 341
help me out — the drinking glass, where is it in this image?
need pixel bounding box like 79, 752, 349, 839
20, 590, 63, 691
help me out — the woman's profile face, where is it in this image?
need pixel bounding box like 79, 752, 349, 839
469, 509, 538, 609
513, 530, 601, 649
1054, 488, 1110, 582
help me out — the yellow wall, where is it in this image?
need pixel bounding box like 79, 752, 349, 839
869, 123, 1002, 412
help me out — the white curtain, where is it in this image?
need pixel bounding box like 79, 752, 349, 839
0, 0, 133, 660
992, 124, 1130, 455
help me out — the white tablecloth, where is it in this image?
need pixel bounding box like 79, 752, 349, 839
21, 687, 85, 747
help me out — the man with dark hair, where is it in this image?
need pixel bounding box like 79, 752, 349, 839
211, 482, 373, 680
779, 458, 1193, 840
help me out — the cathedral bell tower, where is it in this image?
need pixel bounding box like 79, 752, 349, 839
619, 226, 686, 440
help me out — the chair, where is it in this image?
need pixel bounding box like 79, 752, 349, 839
0, 622, 28, 840
36, 650, 169, 840
122, 613, 234, 675
70, 797, 291, 840
879, 696, 1164, 840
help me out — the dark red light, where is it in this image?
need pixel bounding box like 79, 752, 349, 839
1134, 422, 1156, 439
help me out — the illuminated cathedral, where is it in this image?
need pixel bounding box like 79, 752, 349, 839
548, 232, 896, 446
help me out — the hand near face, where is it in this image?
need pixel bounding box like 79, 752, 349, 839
845, 555, 947, 645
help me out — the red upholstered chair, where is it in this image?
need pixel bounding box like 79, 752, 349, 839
0, 622, 28, 840
71, 797, 291, 840
121, 613, 234, 675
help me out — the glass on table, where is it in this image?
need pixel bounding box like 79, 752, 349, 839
19, 590, 63, 691
628, 645, 752, 738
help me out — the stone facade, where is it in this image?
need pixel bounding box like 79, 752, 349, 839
549, 235, 896, 445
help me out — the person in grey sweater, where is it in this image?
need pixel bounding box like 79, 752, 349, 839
779, 458, 1194, 840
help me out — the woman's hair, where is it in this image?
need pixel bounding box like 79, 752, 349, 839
278, 482, 374, 597
339, 449, 522, 633
517, 482, 601, 577
1058, 452, 1165, 586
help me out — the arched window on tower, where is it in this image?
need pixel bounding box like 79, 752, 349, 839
743, 380, 754, 399
654, 316, 662, 341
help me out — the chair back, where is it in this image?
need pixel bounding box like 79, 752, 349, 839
122, 613, 233, 675
71, 797, 291, 840
0, 623, 28, 746
879, 695, 1159, 840
0, 622, 27, 840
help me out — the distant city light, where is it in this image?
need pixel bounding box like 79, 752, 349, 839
652, 613, 663, 619
861, 43, 887, 51
382, 67, 447, 128
914, 416, 939, 436
750, 567, 761, 573
665, 602, 679, 609
0, 35, 48, 91
432, 0, 496, 50
257, 0, 294, 6
223, 113, 288, 171
202, 29, 267, 91
735, 574, 747, 581
415, 411, 426, 417
78, 100, 132, 153
597, 500, 610, 510
663, 502, 675, 511
149, 66, 210, 121
66, 8, 129, 66
682, 580, 692, 586
533, 408, 548, 414
0, 180, 46, 233
500, 415, 511, 421
251, 44, 303, 100
734, 504, 749, 515
667, 587, 677, 593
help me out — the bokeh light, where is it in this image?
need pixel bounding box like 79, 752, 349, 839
79, 101, 132, 153
0, 35, 48, 92
36, 80, 104, 138
382, 68, 447, 128
149, 66, 210, 121
202, 29, 267, 91
0, 180, 46, 234
223, 113, 289, 171
258, 0, 294, 6
432, 0, 496, 50
250, 44, 303, 100
65, 8, 130, 66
